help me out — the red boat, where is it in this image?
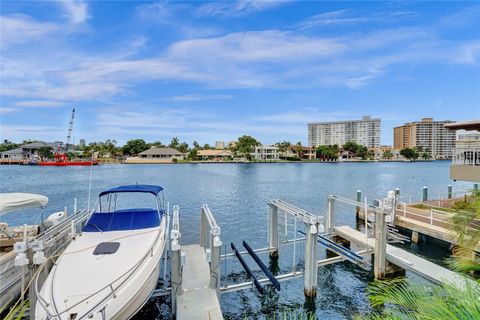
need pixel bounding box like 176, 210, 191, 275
39, 160, 99, 166
38, 108, 99, 166
39, 154, 99, 166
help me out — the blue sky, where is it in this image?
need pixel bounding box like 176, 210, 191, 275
0, 1, 479, 146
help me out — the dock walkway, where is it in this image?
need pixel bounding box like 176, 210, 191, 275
335, 226, 470, 288
176, 245, 223, 320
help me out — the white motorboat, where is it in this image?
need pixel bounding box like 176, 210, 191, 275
35, 185, 167, 320
1, 193, 86, 313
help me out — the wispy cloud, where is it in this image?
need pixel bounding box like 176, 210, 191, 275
295, 9, 417, 29
57, 0, 89, 24
196, 0, 290, 17
0, 14, 58, 48
15, 100, 65, 108
0, 107, 19, 114
165, 94, 234, 102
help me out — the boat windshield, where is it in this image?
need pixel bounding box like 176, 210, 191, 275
83, 185, 164, 232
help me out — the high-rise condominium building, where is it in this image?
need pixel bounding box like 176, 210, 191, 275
215, 141, 225, 149
308, 116, 381, 148
393, 118, 456, 159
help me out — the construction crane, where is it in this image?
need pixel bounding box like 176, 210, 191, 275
65, 108, 75, 149
54, 108, 75, 162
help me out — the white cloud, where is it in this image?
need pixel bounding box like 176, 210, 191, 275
58, 0, 89, 24
0, 14, 58, 48
15, 100, 65, 108
166, 94, 234, 102
0, 107, 19, 114
295, 9, 417, 29
1, 6, 479, 103
196, 0, 290, 17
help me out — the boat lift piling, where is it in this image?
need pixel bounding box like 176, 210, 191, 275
268, 204, 279, 260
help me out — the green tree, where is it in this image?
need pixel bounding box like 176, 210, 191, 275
0, 140, 20, 152
343, 141, 368, 159
169, 137, 179, 149
187, 149, 198, 161
235, 135, 260, 160
275, 141, 291, 153
203, 143, 211, 150
177, 142, 189, 153
400, 148, 417, 160
317, 145, 339, 161
192, 141, 201, 150
421, 152, 429, 160
122, 139, 149, 156
38, 146, 53, 160
382, 150, 393, 159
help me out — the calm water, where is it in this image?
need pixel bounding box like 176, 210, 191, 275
0, 161, 471, 319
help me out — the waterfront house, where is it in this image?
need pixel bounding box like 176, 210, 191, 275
0, 141, 66, 161
197, 149, 233, 161
445, 120, 480, 182
125, 147, 184, 163
284, 146, 317, 160
0, 148, 24, 160
339, 150, 355, 160
253, 146, 279, 160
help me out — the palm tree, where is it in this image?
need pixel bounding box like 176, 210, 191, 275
169, 137, 180, 149
362, 191, 480, 319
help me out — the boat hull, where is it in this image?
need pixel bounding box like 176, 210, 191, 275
111, 263, 160, 320
35, 223, 165, 320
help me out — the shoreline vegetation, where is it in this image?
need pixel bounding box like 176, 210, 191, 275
1, 136, 438, 165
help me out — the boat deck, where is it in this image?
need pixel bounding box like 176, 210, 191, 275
176, 245, 223, 320
335, 226, 471, 288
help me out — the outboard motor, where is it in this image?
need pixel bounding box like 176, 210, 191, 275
44, 211, 66, 228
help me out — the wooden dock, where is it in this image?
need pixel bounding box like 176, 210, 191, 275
176, 245, 223, 320
335, 226, 471, 288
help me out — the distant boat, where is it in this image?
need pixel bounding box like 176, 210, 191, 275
35, 185, 167, 320
38, 160, 99, 166
39, 154, 99, 166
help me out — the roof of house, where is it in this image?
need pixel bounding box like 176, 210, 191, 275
21, 141, 49, 148
197, 149, 233, 156
21, 141, 66, 150
139, 147, 183, 156
0, 147, 23, 155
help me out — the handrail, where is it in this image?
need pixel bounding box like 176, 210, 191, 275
201, 204, 220, 236
396, 203, 450, 226
34, 220, 165, 318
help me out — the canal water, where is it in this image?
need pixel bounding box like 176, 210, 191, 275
0, 161, 471, 319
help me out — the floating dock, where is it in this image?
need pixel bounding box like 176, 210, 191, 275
176, 245, 223, 320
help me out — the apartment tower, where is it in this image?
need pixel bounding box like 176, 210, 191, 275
393, 118, 456, 159
308, 116, 381, 148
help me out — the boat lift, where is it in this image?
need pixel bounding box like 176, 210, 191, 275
152, 191, 408, 318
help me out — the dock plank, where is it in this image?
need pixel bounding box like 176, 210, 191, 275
334, 226, 471, 288
176, 245, 223, 320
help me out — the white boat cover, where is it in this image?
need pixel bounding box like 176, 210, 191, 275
0, 193, 49, 216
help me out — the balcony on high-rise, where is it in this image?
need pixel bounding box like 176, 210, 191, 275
445, 120, 480, 182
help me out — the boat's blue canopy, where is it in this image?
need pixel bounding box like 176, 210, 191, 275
99, 184, 163, 197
